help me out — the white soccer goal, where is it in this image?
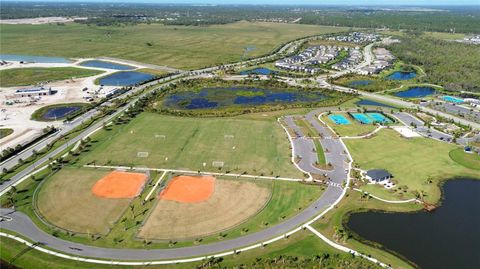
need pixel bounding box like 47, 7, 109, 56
137, 152, 149, 158
224, 135, 234, 139
212, 161, 224, 168
155, 134, 166, 139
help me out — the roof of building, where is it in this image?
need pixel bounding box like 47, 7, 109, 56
366, 169, 392, 180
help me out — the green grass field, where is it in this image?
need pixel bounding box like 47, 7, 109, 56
78, 112, 302, 178
0, 128, 14, 139
0, 67, 103, 87
0, 22, 348, 70
322, 113, 378, 137
449, 148, 480, 170
345, 129, 479, 202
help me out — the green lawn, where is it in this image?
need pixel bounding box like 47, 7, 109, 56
0, 229, 379, 269
77, 112, 302, 178
322, 113, 377, 137
449, 148, 480, 171
0, 128, 14, 139
0, 22, 348, 70
345, 129, 479, 202
0, 67, 103, 87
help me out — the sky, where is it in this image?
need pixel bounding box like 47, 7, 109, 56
6, 0, 480, 5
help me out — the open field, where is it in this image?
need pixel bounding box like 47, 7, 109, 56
139, 178, 271, 240
78, 112, 302, 178
0, 67, 103, 87
321, 113, 377, 137
449, 148, 480, 171
0, 22, 348, 70
36, 168, 135, 234
345, 129, 479, 202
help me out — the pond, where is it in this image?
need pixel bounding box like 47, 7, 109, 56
41, 105, 84, 120
347, 179, 480, 269
239, 68, 276, 75
355, 99, 396, 108
79, 60, 135, 70
386, 71, 417, 80
0, 54, 71, 63
163, 87, 328, 110
99, 71, 155, 86
394, 87, 437, 98
349, 80, 373, 87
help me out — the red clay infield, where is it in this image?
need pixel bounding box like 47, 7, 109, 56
159, 175, 215, 203
92, 171, 147, 199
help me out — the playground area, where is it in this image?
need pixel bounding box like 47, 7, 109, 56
139, 177, 271, 240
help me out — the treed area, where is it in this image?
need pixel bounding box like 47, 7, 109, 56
388, 35, 480, 92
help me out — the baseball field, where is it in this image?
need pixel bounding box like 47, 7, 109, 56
36, 168, 148, 234
78, 112, 302, 178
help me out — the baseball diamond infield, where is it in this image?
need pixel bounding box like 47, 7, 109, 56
159, 175, 215, 203
92, 171, 148, 199
138, 178, 271, 240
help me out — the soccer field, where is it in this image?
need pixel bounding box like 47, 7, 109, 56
0, 21, 348, 70
79, 112, 302, 178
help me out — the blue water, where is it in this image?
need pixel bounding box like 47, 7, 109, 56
366, 113, 393, 123
239, 68, 276, 75
329, 114, 350, 125
0, 54, 71, 63
79, 60, 134, 70
355, 99, 396, 108
42, 106, 82, 120
394, 87, 437, 98
99, 71, 155, 86
163, 87, 327, 110
442, 96, 464, 103
351, 113, 373, 124
386, 71, 417, 80
349, 80, 373, 87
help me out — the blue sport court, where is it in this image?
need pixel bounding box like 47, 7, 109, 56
329, 114, 350, 125
442, 96, 464, 104
365, 113, 393, 123
351, 113, 373, 124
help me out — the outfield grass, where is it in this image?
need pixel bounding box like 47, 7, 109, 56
78, 112, 303, 178
0, 67, 103, 87
36, 168, 134, 235
0, 128, 14, 139
0, 22, 348, 70
321, 113, 378, 137
449, 148, 480, 171
345, 129, 479, 203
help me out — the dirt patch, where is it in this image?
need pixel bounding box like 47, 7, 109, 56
159, 175, 215, 203
139, 179, 271, 240
92, 171, 147, 198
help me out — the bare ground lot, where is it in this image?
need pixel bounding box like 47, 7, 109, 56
36, 168, 134, 235
138, 178, 271, 240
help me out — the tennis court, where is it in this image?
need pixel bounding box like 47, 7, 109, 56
442, 96, 464, 104
328, 114, 351, 125
351, 113, 373, 124
366, 113, 393, 124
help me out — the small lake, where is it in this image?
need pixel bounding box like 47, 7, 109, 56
349, 80, 372, 87
347, 179, 480, 269
394, 87, 437, 98
41, 105, 83, 120
99, 71, 155, 86
163, 87, 328, 110
79, 60, 135, 70
239, 68, 276, 75
355, 99, 396, 108
0, 54, 71, 63
386, 71, 417, 80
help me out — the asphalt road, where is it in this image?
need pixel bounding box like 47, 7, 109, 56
0, 108, 349, 261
